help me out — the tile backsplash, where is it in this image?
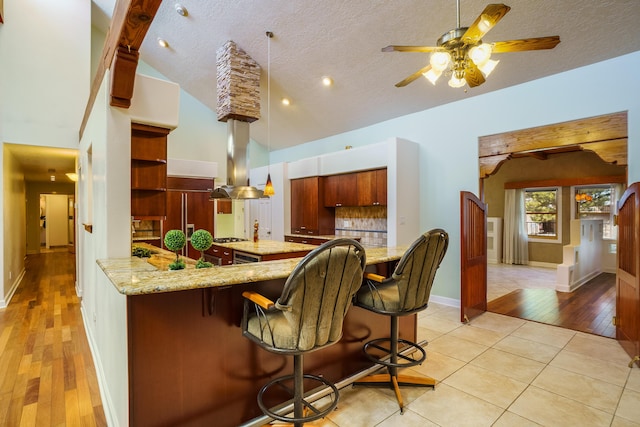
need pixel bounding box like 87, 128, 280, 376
334, 206, 387, 247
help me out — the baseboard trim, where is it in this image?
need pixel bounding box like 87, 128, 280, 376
429, 294, 460, 308
0, 268, 26, 309
80, 305, 119, 427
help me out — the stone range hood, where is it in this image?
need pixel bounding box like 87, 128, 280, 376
210, 40, 263, 200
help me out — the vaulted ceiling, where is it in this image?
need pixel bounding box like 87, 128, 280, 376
91, 0, 640, 151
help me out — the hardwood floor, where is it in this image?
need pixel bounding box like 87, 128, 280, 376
0, 250, 107, 427
488, 272, 616, 338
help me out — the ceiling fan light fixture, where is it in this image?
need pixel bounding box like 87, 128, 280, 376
448, 74, 466, 88
430, 51, 451, 71
423, 68, 442, 85
478, 59, 499, 77
469, 43, 492, 65
478, 14, 494, 33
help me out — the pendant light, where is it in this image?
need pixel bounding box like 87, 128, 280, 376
262, 31, 275, 197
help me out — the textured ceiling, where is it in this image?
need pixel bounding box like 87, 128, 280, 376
97, 0, 639, 152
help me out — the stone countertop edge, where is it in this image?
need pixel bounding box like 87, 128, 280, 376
212, 240, 317, 255
97, 246, 408, 296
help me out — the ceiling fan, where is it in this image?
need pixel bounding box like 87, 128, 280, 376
383, 2, 560, 89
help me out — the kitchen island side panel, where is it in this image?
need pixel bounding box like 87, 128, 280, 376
127, 274, 416, 427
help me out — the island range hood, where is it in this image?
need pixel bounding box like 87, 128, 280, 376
209, 119, 264, 199
211, 40, 264, 199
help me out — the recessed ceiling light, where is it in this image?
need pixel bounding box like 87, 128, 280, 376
281, 98, 291, 106
322, 76, 333, 86
157, 38, 169, 48
175, 3, 188, 17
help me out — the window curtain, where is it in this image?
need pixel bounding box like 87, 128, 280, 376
503, 189, 529, 264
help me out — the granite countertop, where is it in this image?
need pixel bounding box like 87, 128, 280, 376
212, 239, 317, 255
99, 245, 408, 296
285, 234, 358, 240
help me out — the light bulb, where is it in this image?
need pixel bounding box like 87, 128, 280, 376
157, 38, 169, 48
322, 76, 333, 86
469, 43, 492, 65
281, 98, 290, 106
423, 68, 442, 85
448, 75, 466, 88
478, 59, 499, 77
478, 14, 494, 33
429, 51, 451, 71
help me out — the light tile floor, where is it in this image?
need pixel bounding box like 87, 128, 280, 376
290, 303, 639, 427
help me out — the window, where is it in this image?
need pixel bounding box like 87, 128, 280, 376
525, 188, 559, 239
574, 184, 618, 239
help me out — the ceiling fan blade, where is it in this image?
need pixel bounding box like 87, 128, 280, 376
462, 3, 511, 45
491, 36, 561, 53
465, 63, 486, 87
382, 45, 439, 53
395, 65, 432, 87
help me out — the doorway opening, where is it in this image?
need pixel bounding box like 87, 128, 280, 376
39, 194, 75, 252
477, 112, 628, 338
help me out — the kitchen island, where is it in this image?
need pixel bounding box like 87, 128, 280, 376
99, 244, 411, 426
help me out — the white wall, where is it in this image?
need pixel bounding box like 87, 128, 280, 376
78, 71, 180, 427
270, 52, 640, 301
0, 0, 90, 306
1, 147, 26, 307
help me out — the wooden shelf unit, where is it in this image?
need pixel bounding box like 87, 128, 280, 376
131, 123, 170, 220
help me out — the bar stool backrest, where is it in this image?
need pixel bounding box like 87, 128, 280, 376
275, 239, 366, 351
391, 229, 449, 313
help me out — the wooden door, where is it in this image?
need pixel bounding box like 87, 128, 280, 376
290, 178, 304, 232
302, 177, 319, 232
616, 182, 640, 367
186, 191, 214, 259
460, 191, 487, 323
163, 191, 184, 251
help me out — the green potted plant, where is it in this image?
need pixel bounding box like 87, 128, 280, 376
164, 229, 186, 270
191, 229, 214, 268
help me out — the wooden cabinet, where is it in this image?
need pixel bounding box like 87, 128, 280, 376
323, 174, 357, 207
210, 244, 233, 265
290, 177, 334, 235
163, 177, 215, 260
357, 169, 387, 206
322, 168, 387, 207
131, 123, 169, 219
216, 200, 232, 214
284, 235, 328, 245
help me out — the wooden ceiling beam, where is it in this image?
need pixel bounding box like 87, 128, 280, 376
79, 0, 162, 138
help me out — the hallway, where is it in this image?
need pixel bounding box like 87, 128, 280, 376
0, 249, 106, 426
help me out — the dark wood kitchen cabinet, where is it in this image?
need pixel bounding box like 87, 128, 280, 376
357, 168, 387, 206
164, 177, 215, 260
323, 173, 357, 207
290, 176, 334, 235
131, 123, 169, 219
209, 244, 233, 265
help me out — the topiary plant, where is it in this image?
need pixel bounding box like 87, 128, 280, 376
164, 229, 187, 270
191, 229, 214, 268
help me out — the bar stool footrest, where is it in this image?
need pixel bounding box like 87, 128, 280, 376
257, 373, 339, 424
362, 338, 426, 368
